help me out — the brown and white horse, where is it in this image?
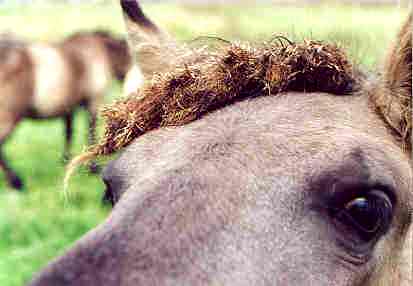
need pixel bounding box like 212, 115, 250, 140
0, 30, 131, 189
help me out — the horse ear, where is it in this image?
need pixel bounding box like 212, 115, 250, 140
374, 12, 412, 150
120, 0, 180, 82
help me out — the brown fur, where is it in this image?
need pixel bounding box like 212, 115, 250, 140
93, 39, 355, 156
0, 36, 34, 121
0, 36, 34, 188
370, 13, 412, 151
0, 30, 131, 189
64, 30, 131, 81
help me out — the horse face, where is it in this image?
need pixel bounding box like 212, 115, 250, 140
29, 2, 412, 285
30, 91, 412, 286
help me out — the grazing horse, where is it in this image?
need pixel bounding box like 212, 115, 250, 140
30, 1, 411, 285
0, 30, 131, 189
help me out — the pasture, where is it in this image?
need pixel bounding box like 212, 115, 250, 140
0, 2, 407, 285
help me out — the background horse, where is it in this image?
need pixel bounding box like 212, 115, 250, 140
0, 30, 131, 189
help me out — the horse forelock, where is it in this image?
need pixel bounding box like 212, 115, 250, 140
92, 38, 357, 157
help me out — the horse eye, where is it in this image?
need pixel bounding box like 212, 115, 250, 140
335, 190, 393, 241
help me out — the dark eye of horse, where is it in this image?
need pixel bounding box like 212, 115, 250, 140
335, 190, 393, 241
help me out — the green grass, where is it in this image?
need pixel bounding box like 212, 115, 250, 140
0, 2, 407, 286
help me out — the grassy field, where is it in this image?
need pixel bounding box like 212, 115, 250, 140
0, 2, 408, 286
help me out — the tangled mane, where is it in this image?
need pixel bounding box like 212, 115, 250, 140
66, 38, 357, 184
97, 39, 355, 155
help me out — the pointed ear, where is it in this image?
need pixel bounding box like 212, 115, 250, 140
374, 12, 411, 150
120, 0, 180, 81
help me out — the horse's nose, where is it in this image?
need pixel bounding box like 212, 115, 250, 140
28, 225, 123, 286
29, 262, 71, 286
28, 245, 102, 286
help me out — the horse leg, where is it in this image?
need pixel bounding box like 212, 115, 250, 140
0, 117, 23, 190
0, 149, 23, 190
63, 112, 73, 162
87, 105, 99, 173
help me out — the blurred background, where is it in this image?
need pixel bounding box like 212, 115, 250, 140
0, 1, 410, 285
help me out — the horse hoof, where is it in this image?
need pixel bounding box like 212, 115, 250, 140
10, 176, 24, 190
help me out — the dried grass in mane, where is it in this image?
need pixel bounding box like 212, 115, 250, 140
65, 38, 356, 186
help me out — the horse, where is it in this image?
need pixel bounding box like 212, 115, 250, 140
0, 30, 131, 190
30, 1, 411, 285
